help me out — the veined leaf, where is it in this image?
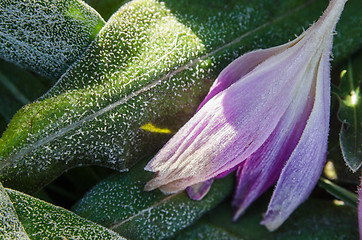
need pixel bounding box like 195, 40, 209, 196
72, 160, 233, 240
6, 187, 125, 240
0, 183, 29, 239
0, 0, 105, 79
173, 198, 359, 240
0, 0, 205, 192
336, 51, 362, 172
0, 0, 361, 192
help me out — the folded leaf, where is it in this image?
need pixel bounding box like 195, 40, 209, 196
6, 188, 125, 239
173, 198, 359, 240
72, 160, 233, 240
0, 183, 29, 239
0, 0, 361, 193
0, 0, 105, 79
336, 51, 362, 172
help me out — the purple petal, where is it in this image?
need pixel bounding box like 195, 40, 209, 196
197, 42, 296, 111
261, 51, 331, 231
187, 179, 214, 200
187, 164, 239, 200
260, 0, 347, 230
144, 37, 317, 193
215, 165, 238, 179
232, 76, 315, 219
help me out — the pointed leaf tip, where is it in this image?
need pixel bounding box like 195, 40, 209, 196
7, 188, 124, 239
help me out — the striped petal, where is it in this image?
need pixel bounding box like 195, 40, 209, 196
260, 0, 347, 229
232, 73, 315, 219
261, 51, 331, 231
144, 36, 316, 193
144, 1, 347, 232
197, 42, 295, 110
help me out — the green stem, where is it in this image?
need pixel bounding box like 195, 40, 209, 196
318, 177, 358, 208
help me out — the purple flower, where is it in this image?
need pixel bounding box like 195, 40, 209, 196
145, 0, 347, 230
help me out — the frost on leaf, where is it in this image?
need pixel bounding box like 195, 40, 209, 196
0, 0, 208, 192
0, 0, 359, 193
0, 183, 29, 239
73, 161, 233, 239
0, 0, 105, 79
7, 188, 125, 239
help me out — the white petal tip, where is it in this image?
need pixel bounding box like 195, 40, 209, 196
232, 207, 247, 222
144, 181, 157, 191
260, 211, 284, 232
144, 162, 154, 172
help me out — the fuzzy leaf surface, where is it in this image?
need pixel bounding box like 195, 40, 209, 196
6, 188, 125, 240
0, 0, 105, 79
0, 0, 361, 192
73, 160, 233, 240
0, 183, 29, 239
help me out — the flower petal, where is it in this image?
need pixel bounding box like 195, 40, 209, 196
144, 38, 318, 193
232, 75, 315, 219
186, 179, 214, 200
198, 41, 297, 110
186, 164, 239, 200
261, 51, 331, 231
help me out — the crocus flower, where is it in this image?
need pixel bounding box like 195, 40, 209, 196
145, 0, 347, 230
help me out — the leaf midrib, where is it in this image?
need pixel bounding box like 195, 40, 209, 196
109, 192, 180, 230
4, 0, 316, 165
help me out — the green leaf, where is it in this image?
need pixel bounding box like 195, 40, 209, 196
331, 1, 362, 66
173, 198, 359, 240
0, 0, 105, 79
318, 177, 358, 208
72, 160, 234, 240
0, 0, 361, 192
85, 0, 130, 20
6, 188, 125, 239
0, 183, 29, 239
336, 51, 362, 171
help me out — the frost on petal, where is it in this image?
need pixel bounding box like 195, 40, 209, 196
261, 52, 331, 231
144, 40, 317, 194
233, 75, 315, 219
